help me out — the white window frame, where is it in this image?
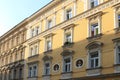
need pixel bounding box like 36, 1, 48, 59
31, 28, 34, 37
64, 27, 73, 44
114, 9, 120, 28
66, 9, 72, 20
45, 37, 52, 51
115, 43, 120, 64
35, 26, 40, 35
28, 67, 32, 77
29, 42, 39, 57
88, 49, 101, 69
90, 0, 99, 8
90, 23, 100, 37
28, 64, 38, 77
47, 19, 52, 29
63, 56, 72, 73
44, 62, 50, 75
88, 16, 101, 37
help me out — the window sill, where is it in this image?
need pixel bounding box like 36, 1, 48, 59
86, 67, 102, 70
87, 33, 103, 41
61, 71, 73, 74
114, 64, 120, 66
62, 42, 74, 48
42, 74, 51, 77
27, 76, 38, 78
61, 71, 72, 79
44, 49, 52, 54
28, 54, 39, 59
86, 67, 102, 76
114, 27, 120, 33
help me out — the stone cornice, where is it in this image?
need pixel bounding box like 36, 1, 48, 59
27, 0, 119, 42
0, 0, 62, 42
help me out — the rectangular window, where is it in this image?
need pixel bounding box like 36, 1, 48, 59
118, 14, 120, 28
47, 20, 52, 29
19, 68, 22, 79
64, 28, 73, 44
66, 9, 72, 20
89, 51, 99, 68
30, 47, 34, 56
90, 0, 98, 8
64, 58, 71, 72
91, 23, 99, 37
46, 40, 52, 51
28, 67, 32, 77
28, 65, 37, 77
65, 33, 72, 43
44, 63, 50, 75
33, 66, 37, 77
34, 45, 38, 54
35, 27, 39, 35
117, 46, 120, 64
31, 29, 34, 37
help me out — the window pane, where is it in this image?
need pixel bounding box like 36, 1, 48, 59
118, 46, 120, 52
91, 59, 94, 68
66, 33, 72, 42
64, 58, 71, 72
48, 20, 52, 29
95, 58, 99, 67
45, 63, 50, 75
91, 23, 99, 36
47, 40, 51, 50
90, 51, 98, 58
33, 66, 37, 76
90, 51, 99, 68
66, 9, 72, 20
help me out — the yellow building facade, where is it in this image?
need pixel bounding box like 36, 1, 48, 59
0, 0, 120, 80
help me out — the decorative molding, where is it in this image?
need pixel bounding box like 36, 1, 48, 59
61, 50, 74, 56
27, 0, 120, 42
42, 55, 53, 61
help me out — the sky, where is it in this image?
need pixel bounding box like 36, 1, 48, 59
0, 0, 52, 36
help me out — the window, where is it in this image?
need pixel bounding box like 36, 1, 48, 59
46, 40, 52, 51
34, 45, 38, 54
14, 70, 17, 79
90, 23, 99, 37
45, 37, 52, 52
118, 14, 120, 28
47, 20, 52, 29
116, 46, 120, 64
35, 27, 39, 35
66, 9, 72, 20
20, 51, 24, 60
64, 27, 73, 44
63, 57, 71, 72
28, 67, 32, 77
31, 29, 34, 37
29, 42, 39, 57
44, 62, 50, 75
33, 66, 37, 77
65, 33, 72, 43
28, 65, 37, 77
89, 51, 100, 68
90, 0, 99, 8
19, 68, 22, 79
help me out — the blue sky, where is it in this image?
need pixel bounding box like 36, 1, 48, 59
0, 0, 51, 36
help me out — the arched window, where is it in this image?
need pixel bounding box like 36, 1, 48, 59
86, 41, 103, 76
